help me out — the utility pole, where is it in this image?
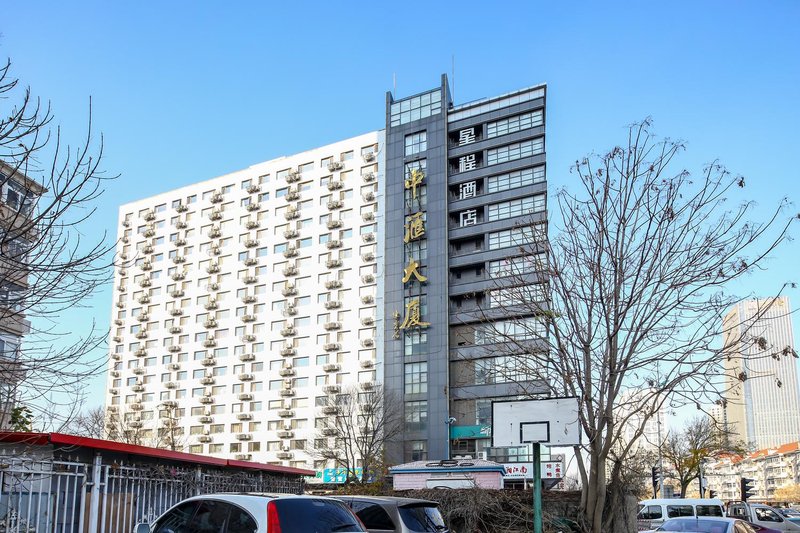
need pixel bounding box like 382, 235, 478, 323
657, 408, 665, 498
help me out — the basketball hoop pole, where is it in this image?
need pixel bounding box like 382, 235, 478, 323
533, 442, 543, 533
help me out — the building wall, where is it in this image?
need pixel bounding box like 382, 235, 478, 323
723, 297, 800, 449
106, 132, 383, 471
706, 443, 800, 501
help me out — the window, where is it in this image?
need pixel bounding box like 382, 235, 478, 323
488, 254, 545, 277
351, 502, 395, 531
486, 110, 544, 138
404, 363, 428, 394
390, 89, 442, 127
486, 138, 544, 166
404, 131, 427, 156
488, 225, 546, 250
487, 166, 545, 193
637, 505, 662, 520
666, 505, 694, 518
405, 401, 428, 432
487, 195, 545, 221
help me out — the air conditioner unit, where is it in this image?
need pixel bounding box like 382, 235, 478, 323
478, 451, 488, 460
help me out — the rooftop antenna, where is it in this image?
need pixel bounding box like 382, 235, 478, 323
452, 55, 455, 103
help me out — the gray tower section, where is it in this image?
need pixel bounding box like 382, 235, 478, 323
383, 75, 452, 463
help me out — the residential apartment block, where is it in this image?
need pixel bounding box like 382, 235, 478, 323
0, 161, 41, 428
706, 442, 800, 502
107, 133, 382, 471
723, 297, 800, 450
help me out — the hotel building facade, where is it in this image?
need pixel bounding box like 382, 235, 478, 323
106, 75, 550, 473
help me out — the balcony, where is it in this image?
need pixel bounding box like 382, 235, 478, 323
283, 229, 299, 239
323, 322, 341, 331
323, 385, 341, 394
239, 353, 256, 362
326, 259, 343, 269
278, 409, 294, 418
324, 300, 341, 310
326, 219, 343, 229
277, 430, 294, 439
323, 363, 340, 372
323, 343, 340, 352
236, 413, 253, 421
238, 373, 254, 381
279, 389, 295, 397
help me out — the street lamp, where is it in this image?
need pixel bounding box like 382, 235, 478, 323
444, 417, 456, 460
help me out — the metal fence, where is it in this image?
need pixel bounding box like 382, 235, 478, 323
0, 454, 303, 532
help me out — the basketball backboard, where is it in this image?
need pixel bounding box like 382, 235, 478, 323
492, 397, 581, 447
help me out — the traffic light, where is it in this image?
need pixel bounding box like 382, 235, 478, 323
740, 477, 756, 502
651, 466, 662, 497
709, 489, 718, 499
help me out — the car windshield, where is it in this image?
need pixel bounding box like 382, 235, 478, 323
659, 518, 731, 532
398, 504, 447, 532
272, 499, 366, 533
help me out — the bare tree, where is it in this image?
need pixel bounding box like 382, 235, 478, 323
312, 384, 401, 484
68, 405, 106, 439
663, 416, 743, 498
0, 57, 116, 429
467, 119, 795, 531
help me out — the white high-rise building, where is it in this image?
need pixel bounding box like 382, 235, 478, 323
723, 296, 800, 450
106, 132, 383, 472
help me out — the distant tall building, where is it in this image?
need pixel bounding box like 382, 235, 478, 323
616, 388, 667, 452
723, 297, 800, 449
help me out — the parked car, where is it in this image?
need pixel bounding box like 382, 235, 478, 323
648, 516, 776, 532
638, 498, 725, 530
727, 502, 800, 531
134, 493, 367, 533
335, 496, 449, 533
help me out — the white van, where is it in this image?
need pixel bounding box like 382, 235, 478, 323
637, 498, 725, 531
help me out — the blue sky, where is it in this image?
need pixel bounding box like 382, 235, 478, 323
2, 1, 798, 422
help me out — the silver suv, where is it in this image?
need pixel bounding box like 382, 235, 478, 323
336, 496, 449, 533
